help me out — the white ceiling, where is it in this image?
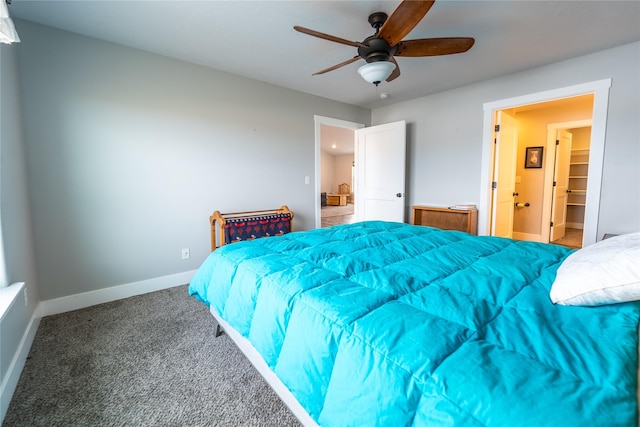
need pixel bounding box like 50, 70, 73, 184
8, 1, 640, 110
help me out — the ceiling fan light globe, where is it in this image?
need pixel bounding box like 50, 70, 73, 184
357, 61, 396, 86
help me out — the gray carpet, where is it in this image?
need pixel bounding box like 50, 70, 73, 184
3, 285, 302, 426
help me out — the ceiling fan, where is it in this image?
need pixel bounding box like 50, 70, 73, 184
294, 0, 474, 86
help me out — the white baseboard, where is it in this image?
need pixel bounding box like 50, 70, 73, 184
1, 311, 40, 423
38, 270, 198, 317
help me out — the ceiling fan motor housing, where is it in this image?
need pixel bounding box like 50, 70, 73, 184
358, 36, 397, 63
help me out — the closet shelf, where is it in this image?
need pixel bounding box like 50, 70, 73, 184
567, 144, 589, 229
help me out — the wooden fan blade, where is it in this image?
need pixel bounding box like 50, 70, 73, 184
386, 57, 401, 82
378, 1, 435, 47
312, 56, 362, 76
294, 26, 368, 49
395, 37, 475, 57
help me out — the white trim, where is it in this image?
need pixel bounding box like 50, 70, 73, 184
584, 87, 610, 244
314, 115, 364, 229
0, 281, 23, 321
480, 79, 611, 246
0, 46, 6, 289
0, 311, 39, 423
0, 225, 6, 289
38, 270, 197, 317
211, 309, 319, 427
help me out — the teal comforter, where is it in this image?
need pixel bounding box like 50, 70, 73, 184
189, 221, 639, 426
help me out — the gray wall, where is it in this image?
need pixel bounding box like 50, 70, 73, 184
15, 21, 369, 300
10, 21, 640, 303
372, 41, 640, 239
0, 43, 38, 419
0, 45, 37, 299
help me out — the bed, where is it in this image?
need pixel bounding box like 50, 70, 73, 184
189, 221, 640, 426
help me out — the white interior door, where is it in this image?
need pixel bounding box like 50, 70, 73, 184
491, 111, 518, 238
550, 129, 572, 241
355, 120, 406, 222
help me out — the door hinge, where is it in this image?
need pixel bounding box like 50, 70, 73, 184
495, 124, 500, 132
553, 181, 557, 187
492, 181, 497, 189
550, 221, 554, 227
556, 139, 560, 145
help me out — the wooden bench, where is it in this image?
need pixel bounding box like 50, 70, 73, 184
210, 205, 294, 251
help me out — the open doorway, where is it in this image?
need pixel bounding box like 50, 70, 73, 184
491, 97, 594, 248
314, 116, 363, 228
314, 116, 407, 228
546, 122, 592, 248
479, 79, 611, 247
320, 124, 356, 227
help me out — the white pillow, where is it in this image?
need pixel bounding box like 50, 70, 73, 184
550, 232, 640, 306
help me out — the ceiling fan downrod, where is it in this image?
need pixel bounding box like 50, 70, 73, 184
359, 12, 396, 64
368, 12, 388, 34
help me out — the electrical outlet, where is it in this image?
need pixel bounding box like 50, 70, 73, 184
181, 248, 190, 260
23, 287, 28, 307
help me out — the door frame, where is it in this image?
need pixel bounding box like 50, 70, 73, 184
543, 120, 591, 244
479, 79, 611, 246
314, 115, 364, 229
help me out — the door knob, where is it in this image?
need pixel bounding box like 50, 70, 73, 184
396, 193, 403, 198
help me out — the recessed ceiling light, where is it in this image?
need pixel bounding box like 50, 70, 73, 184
379, 93, 389, 99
